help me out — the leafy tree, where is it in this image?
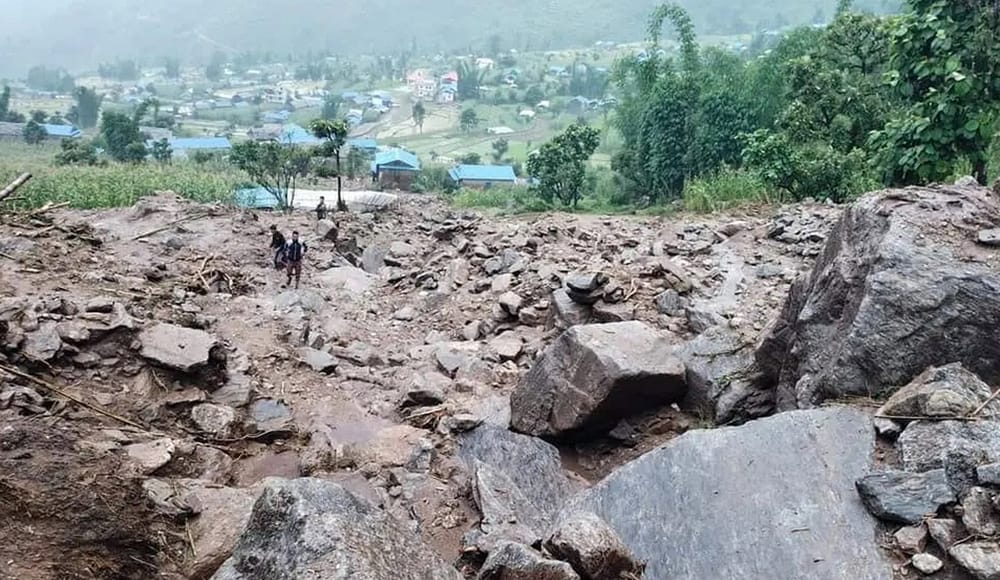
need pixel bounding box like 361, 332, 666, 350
69, 87, 102, 129
310, 118, 350, 211
459, 152, 482, 165
230, 141, 311, 211
412, 100, 427, 133
165, 58, 181, 79
124, 142, 149, 163
0, 86, 9, 120
456, 60, 484, 100
321, 95, 342, 120
872, 0, 1000, 185
30, 110, 47, 123
100, 111, 144, 162
54, 139, 98, 166
527, 123, 601, 208
23, 120, 47, 145
151, 138, 172, 164
460, 109, 480, 133
491, 138, 509, 163
26, 66, 74, 93
524, 85, 545, 105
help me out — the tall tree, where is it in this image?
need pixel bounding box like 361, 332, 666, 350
321, 95, 342, 120
310, 118, 350, 211
165, 57, 181, 79
491, 138, 509, 163
527, 123, 600, 208
460, 109, 480, 133
412, 101, 426, 133
456, 59, 484, 100
872, 0, 1000, 185
0, 86, 9, 120
151, 138, 172, 164
100, 111, 144, 162
70, 87, 102, 129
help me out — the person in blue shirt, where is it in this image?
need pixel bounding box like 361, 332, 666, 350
283, 231, 308, 289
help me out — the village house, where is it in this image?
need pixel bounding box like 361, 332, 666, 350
347, 138, 378, 156
448, 164, 516, 189
0, 122, 81, 142
161, 137, 232, 159
372, 149, 421, 190
438, 85, 457, 103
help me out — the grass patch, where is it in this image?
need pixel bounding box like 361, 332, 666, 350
682, 169, 782, 213
448, 185, 551, 213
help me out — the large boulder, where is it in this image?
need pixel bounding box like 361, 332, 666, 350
897, 420, 1000, 473
878, 363, 1000, 419
510, 322, 686, 439
459, 425, 580, 551
544, 512, 644, 580
855, 469, 956, 524
139, 323, 219, 372
755, 186, 1000, 410
566, 408, 891, 580
476, 542, 580, 580
211, 478, 462, 580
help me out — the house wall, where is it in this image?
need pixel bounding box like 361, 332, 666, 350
379, 169, 418, 190
457, 178, 514, 190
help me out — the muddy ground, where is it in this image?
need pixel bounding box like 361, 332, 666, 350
0, 191, 840, 578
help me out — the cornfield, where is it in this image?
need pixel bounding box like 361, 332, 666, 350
0, 143, 243, 209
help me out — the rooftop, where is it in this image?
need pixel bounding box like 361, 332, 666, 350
373, 148, 421, 171
166, 137, 232, 150
449, 164, 516, 182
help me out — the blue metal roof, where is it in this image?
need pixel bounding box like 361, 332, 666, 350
168, 137, 232, 150
348, 138, 378, 150
280, 124, 321, 146
262, 110, 291, 122
372, 149, 421, 172
234, 186, 280, 209
448, 164, 516, 182
43, 124, 81, 138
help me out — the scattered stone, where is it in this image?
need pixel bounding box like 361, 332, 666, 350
489, 332, 523, 362
718, 220, 749, 237
910, 553, 943, 575
184, 484, 261, 579
545, 512, 644, 580
191, 403, 238, 437
926, 518, 960, 552
894, 524, 928, 555
898, 420, 1000, 473
877, 363, 1000, 419
138, 323, 218, 372
550, 289, 592, 329
855, 469, 955, 524
654, 289, 682, 317
874, 418, 902, 440
125, 438, 176, 475
400, 388, 445, 408
233, 450, 301, 486
248, 399, 293, 433
212, 478, 462, 580
511, 321, 686, 439
434, 342, 479, 379
297, 347, 338, 373
977, 229, 1000, 247
591, 301, 635, 323
498, 292, 523, 317
492, 273, 514, 293
950, 541, 1000, 580
672, 326, 762, 423
22, 322, 62, 361
756, 186, 1000, 410
85, 296, 116, 313
55, 320, 90, 344
565, 272, 608, 294
463, 320, 482, 341
447, 413, 482, 432
568, 408, 890, 580
476, 542, 580, 580
316, 219, 338, 241
962, 487, 1000, 536
393, 306, 417, 321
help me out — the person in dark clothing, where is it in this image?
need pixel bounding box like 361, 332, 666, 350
316, 196, 328, 221
269, 225, 287, 269
284, 231, 308, 289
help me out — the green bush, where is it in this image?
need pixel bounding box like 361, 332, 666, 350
682, 169, 778, 212
450, 185, 550, 213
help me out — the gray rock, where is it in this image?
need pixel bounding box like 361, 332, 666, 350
756, 186, 1000, 409
894, 524, 928, 554
470, 460, 548, 550
685, 302, 726, 334
878, 364, 1000, 419
297, 347, 338, 373
459, 425, 579, 550
139, 323, 218, 372
654, 289, 682, 316
962, 487, 1000, 536
926, 518, 961, 551
545, 512, 644, 580
510, 322, 686, 439
550, 290, 592, 329
434, 342, 479, 379
977, 229, 1000, 247
85, 296, 116, 313
498, 292, 523, 317
874, 418, 902, 439
463, 320, 482, 341
956, 175, 981, 187
476, 542, 579, 580
248, 399, 293, 434
212, 478, 462, 580
125, 438, 176, 475
911, 553, 943, 575
591, 302, 635, 323
567, 408, 891, 580
191, 403, 238, 437
566, 288, 603, 306
565, 272, 609, 294
977, 463, 1000, 486
392, 306, 417, 321
400, 388, 445, 408
672, 326, 766, 424
950, 541, 1000, 580
316, 219, 338, 241
898, 420, 1000, 473
55, 320, 91, 344
184, 483, 261, 579
856, 469, 955, 524
492, 273, 514, 293
388, 241, 416, 258
22, 322, 62, 361
489, 332, 523, 362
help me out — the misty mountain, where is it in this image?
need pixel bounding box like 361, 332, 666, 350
0, 0, 900, 77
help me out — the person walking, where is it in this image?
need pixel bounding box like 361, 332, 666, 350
283, 231, 308, 289
269, 225, 286, 270
316, 196, 328, 221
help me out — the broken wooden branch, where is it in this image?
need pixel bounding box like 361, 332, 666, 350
0, 173, 32, 203
131, 212, 208, 241
0, 364, 145, 430
874, 413, 979, 422
27, 201, 71, 216
970, 387, 1000, 417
